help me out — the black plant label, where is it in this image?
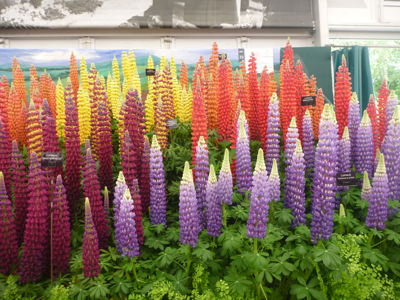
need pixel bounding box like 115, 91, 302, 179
41, 152, 64, 168
166, 119, 178, 129
336, 171, 357, 187
146, 69, 156, 76
238, 49, 245, 62
301, 96, 316, 106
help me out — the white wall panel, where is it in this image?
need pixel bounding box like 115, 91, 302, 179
8, 38, 79, 49
94, 38, 162, 50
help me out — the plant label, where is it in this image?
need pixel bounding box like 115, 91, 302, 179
238, 49, 245, 62
41, 152, 64, 168
301, 96, 316, 106
146, 68, 156, 76
336, 171, 357, 187
166, 119, 178, 129
218, 53, 227, 60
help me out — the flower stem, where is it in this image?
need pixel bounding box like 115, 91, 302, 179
222, 203, 227, 227
131, 261, 141, 287
186, 246, 192, 282
254, 238, 261, 300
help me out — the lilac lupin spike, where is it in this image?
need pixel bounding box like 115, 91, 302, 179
285, 117, 299, 164
219, 148, 233, 205
206, 165, 222, 237
113, 171, 128, 228
310, 104, 339, 244
265, 93, 280, 173
150, 135, 167, 227
361, 172, 371, 202
302, 110, 314, 176
236, 121, 252, 196
115, 189, 140, 258
385, 91, 397, 134
286, 140, 306, 227
356, 111, 374, 179
366, 154, 389, 230
195, 136, 209, 231
179, 161, 200, 247
382, 106, 400, 201
348, 92, 361, 166
246, 149, 270, 239
335, 127, 351, 209
268, 159, 280, 202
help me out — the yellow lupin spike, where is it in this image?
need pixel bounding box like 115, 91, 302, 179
270, 159, 278, 178
239, 121, 247, 139
145, 94, 155, 131
221, 149, 231, 173
289, 116, 297, 128
110, 77, 119, 116
112, 55, 120, 87
361, 110, 371, 125
351, 92, 359, 104
80, 57, 89, 92
208, 164, 217, 184
55, 78, 65, 138
255, 148, 266, 172
391, 106, 399, 125
180, 87, 189, 122
160, 56, 166, 70
363, 171, 371, 191
106, 72, 112, 99
321, 103, 331, 121
295, 140, 303, 154
77, 86, 91, 143
340, 204, 346, 218
152, 135, 160, 150
198, 136, 206, 147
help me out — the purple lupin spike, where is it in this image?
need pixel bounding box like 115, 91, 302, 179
382, 106, 400, 201
82, 198, 100, 278
236, 121, 252, 196
366, 154, 389, 230
206, 165, 222, 237
361, 171, 371, 202
195, 136, 209, 231
285, 117, 299, 164
0, 172, 19, 276
115, 189, 140, 258
310, 104, 339, 244
268, 159, 281, 202
302, 110, 314, 176
265, 93, 280, 173
219, 148, 233, 205
246, 149, 270, 239
356, 111, 374, 179
150, 135, 167, 227
179, 161, 200, 247
286, 140, 306, 227
348, 92, 361, 166
385, 91, 397, 134
113, 171, 128, 227
335, 127, 352, 209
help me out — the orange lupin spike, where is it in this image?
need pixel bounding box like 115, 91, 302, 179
31, 88, 43, 110
280, 60, 295, 145
206, 74, 218, 130
259, 66, 271, 151
377, 78, 390, 148
209, 42, 219, 80
7, 85, 21, 143
269, 72, 277, 95
217, 53, 233, 141
2, 76, 10, 99
29, 64, 38, 84
179, 60, 188, 90
312, 88, 325, 139
14, 65, 27, 107
18, 102, 28, 147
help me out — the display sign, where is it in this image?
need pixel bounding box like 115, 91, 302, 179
238, 49, 245, 62
166, 119, 178, 129
301, 96, 316, 107
41, 153, 64, 168
146, 69, 156, 76
336, 171, 357, 187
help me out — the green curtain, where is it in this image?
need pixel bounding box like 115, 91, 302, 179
280, 46, 333, 104
332, 46, 374, 114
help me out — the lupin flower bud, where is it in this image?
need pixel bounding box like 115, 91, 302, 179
285, 140, 306, 227
52, 175, 71, 276
285, 117, 299, 164
206, 165, 222, 237
382, 106, 400, 201
236, 121, 252, 196
265, 93, 280, 173
115, 189, 140, 258
195, 136, 209, 231
113, 171, 128, 243
247, 149, 270, 239
374, 148, 381, 174
268, 159, 281, 202
179, 161, 200, 247
310, 104, 339, 244
340, 127, 351, 172
0, 172, 19, 276
83, 198, 100, 278
366, 154, 389, 230
150, 135, 167, 227
361, 171, 371, 202
83, 149, 109, 249
356, 111, 374, 179
340, 204, 346, 218
20, 152, 50, 283
219, 149, 233, 205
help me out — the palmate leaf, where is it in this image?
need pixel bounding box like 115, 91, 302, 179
313, 244, 342, 268
275, 208, 295, 225
156, 247, 176, 267
192, 242, 214, 262
70, 282, 88, 300
231, 205, 248, 221
385, 229, 400, 245
224, 270, 253, 297
110, 276, 133, 297
270, 253, 295, 276
165, 227, 180, 242
245, 252, 269, 269
88, 277, 110, 299
290, 277, 326, 300
231, 254, 248, 270
166, 270, 190, 295
361, 247, 389, 265
144, 237, 169, 250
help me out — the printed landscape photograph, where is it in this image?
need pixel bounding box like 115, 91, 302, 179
0, 0, 313, 29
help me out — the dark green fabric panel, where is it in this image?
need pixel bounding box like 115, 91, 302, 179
332, 46, 374, 115
280, 46, 333, 105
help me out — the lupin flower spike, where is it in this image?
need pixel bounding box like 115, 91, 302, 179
356, 110, 374, 179
285, 117, 299, 164
247, 149, 270, 239
219, 149, 233, 205
113, 171, 128, 236
236, 121, 252, 196
265, 92, 281, 173
366, 154, 389, 230
195, 136, 209, 230
302, 110, 315, 175
361, 171, 372, 202
179, 161, 200, 247
268, 159, 281, 202
82, 198, 100, 278
348, 92, 360, 166
206, 165, 222, 237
